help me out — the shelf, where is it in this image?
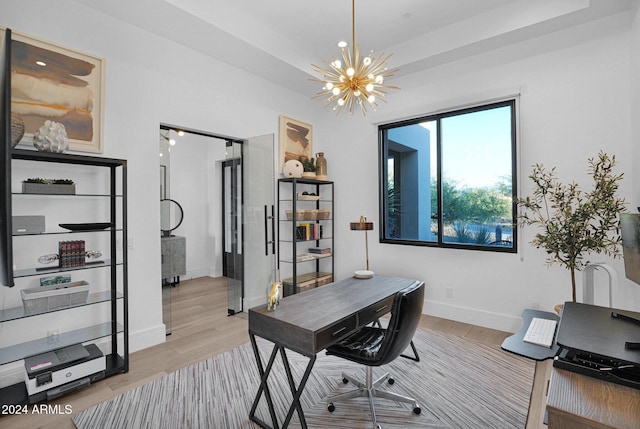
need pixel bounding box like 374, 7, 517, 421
0, 291, 124, 323
280, 253, 332, 263
280, 218, 333, 222
278, 177, 333, 185
0, 321, 124, 366
13, 228, 123, 237
12, 192, 123, 198
14, 259, 117, 278
280, 237, 333, 243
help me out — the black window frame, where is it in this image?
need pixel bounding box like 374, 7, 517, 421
378, 99, 518, 253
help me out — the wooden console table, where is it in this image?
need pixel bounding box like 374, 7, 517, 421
546, 367, 640, 429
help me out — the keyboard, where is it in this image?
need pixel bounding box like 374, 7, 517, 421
523, 317, 557, 348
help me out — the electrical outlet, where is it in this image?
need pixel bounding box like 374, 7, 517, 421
446, 288, 454, 299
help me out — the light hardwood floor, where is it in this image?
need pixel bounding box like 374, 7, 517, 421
1, 277, 549, 429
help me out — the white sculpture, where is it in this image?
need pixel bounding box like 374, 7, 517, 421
33, 120, 69, 153
282, 159, 303, 178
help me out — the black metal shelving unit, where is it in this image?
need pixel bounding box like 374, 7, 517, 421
0, 149, 128, 405
277, 177, 334, 296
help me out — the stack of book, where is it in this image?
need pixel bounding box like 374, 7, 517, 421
58, 240, 86, 268
295, 223, 323, 241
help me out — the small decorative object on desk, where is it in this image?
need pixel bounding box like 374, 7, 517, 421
316, 152, 327, 180
33, 120, 69, 153
22, 178, 76, 195
282, 159, 303, 178
267, 270, 282, 311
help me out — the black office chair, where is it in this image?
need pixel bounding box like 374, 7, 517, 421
325, 282, 424, 428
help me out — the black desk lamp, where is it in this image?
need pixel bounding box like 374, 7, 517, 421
350, 215, 374, 279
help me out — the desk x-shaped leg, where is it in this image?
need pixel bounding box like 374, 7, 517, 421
249, 334, 316, 429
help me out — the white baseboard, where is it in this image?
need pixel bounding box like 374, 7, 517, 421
185, 269, 209, 281
0, 324, 167, 390
424, 299, 523, 333
129, 323, 167, 353
244, 295, 265, 311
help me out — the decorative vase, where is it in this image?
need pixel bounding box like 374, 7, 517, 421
316, 152, 327, 180
302, 171, 316, 178
33, 120, 69, 153
11, 114, 25, 148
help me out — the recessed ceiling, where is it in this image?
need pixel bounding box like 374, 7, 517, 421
75, 0, 633, 95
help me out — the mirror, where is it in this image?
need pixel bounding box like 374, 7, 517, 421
160, 198, 184, 237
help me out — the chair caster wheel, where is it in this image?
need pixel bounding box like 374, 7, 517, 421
388, 377, 395, 385
328, 402, 335, 412
413, 405, 421, 415
342, 377, 349, 384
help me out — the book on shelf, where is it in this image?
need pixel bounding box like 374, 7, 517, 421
308, 247, 331, 254
295, 223, 324, 241
58, 240, 86, 268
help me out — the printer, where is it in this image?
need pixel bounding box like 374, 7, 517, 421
23, 343, 106, 403
554, 302, 640, 389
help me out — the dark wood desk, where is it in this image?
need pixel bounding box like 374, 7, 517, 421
248, 275, 422, 429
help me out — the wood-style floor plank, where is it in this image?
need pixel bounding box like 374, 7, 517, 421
0, 277, 547, 429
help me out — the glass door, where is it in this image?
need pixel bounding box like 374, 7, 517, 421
242, 134, 276, 311
223, 141, 243, 314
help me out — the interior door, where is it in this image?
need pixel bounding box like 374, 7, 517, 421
223, 141, 243, 315
242, 134, 276, 311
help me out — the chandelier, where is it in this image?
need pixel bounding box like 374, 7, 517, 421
311, 0, 399, 116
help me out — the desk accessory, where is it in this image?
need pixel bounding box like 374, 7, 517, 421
350, 215, 374, 278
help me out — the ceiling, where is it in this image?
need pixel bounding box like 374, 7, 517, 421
74, 0, 633, 96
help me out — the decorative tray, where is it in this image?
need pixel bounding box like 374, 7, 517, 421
59, 222, 113, 231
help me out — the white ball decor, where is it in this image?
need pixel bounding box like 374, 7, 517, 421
282, 159, 303, 178
33, 120, 69, 153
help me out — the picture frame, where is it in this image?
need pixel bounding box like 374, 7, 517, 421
279, 115, 312, 173
10, 30, 105, 153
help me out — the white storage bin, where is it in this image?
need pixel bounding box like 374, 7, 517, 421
21, 281, 90, 314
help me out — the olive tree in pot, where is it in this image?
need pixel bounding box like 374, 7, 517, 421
518, 152, 626, 306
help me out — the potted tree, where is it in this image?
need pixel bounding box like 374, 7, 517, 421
518, 152, 626, 305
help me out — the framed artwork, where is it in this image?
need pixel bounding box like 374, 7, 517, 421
279, 115, 312, 173
10, 30, 105, 153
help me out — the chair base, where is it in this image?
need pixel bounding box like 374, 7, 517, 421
326, 367, 421, 428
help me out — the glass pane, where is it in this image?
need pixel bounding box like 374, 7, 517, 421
441, 105, 513, 247
384, 121, 437, 242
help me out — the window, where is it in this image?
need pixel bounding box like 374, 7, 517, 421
379, 100, 517, 252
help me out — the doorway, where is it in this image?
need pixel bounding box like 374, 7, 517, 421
159, 125, 275, 329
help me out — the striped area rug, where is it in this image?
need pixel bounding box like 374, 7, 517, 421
72, 328, 535, 428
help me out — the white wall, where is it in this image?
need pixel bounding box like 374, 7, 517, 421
1, 1, 639, 375
1, 0, 323, 366
322, 11, 640, 332
169, 132, 226, 279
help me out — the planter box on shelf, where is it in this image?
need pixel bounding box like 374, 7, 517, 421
22, 182, 76, 195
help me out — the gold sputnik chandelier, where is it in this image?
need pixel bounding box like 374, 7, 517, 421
311, 0, 399, 116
